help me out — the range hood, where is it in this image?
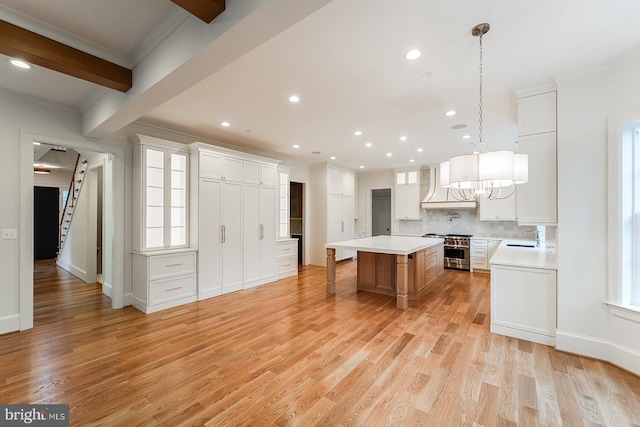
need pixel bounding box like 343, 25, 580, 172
421, 166, 477, 210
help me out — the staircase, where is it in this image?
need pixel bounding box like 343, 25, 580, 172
58, 155, 89, 257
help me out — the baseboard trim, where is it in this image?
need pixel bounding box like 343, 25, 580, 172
102, 282, 113, 298
124, 292, 133, 307
556, 330, 640, 376
56, 259, 87, 283
0, 315, 20, 335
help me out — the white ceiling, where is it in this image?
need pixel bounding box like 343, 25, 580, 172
3, 0, 640, 171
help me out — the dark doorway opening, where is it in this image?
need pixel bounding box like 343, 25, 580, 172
34, 186, 60, 260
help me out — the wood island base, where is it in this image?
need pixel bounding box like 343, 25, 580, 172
325, 240, 444, 310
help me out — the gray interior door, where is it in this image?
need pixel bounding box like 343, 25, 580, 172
372, 188, 391, 236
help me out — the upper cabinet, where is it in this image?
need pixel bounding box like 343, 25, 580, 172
516, 87, 558, 225
244, 161, 277, 187
517, 91, 556, 136
394, 169, 421, 220
327, 167, 355, 196
133, 135, 189, 252
479, 193, 516, 221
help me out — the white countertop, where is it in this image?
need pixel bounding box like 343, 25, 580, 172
489, 239, 557, 270
325, 235, 444, 255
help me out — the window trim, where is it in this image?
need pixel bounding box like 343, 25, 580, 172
608, 110, 640, 320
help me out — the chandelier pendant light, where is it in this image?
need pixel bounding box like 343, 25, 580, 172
440, 23, 528, 201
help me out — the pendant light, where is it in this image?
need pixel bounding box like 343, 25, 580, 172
440, 23, 528, 200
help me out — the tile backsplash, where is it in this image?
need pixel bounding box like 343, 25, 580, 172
395, 208, 538, 239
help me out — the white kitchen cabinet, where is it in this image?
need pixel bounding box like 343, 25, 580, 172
491, 264, 557, 345
243, 183, 276, 288
132, 250, 197, 313
190, 144, 279, 301
394, 169, 421, 220
516, 132, 557, 225
199, 151, 243, 182
517, 91, 556, 136
310, 165, 356, 265
276, 238, 298, 279
244, 161, 276, 187
470, 239, 488, 272
479, 193, 516, 221
197, 177, 243, 298
471, 238, 502, 272
132, 135, 189, 252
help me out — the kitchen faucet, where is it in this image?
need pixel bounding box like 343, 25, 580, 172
446, 211, 460, 221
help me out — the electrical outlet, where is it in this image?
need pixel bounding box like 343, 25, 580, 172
2, 229, 17, 240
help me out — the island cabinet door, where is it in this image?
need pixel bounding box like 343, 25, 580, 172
356, 252, 396, 293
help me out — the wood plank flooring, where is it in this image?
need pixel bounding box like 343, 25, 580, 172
1, 259, 639, 426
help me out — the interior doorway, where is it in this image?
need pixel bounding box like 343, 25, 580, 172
34, 186, 60, 260
371, 188, 391, 236
290, 181, 304, 265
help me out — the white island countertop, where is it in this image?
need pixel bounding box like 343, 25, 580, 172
325, 235, 444, 255
490, 239, 557, 270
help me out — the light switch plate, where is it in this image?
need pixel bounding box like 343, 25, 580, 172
2, 229, 17, 240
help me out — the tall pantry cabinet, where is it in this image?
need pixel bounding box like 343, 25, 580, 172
310, 165, 356, 266
190, 143, 279, 300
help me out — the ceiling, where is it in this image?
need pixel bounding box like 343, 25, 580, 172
3, 0, 640, 171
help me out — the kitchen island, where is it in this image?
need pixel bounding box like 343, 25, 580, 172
325, 235, 444, 309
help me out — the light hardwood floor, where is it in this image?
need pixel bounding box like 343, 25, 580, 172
1, 259, 639, 426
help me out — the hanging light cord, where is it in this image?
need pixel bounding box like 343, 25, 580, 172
476, 30, 487, 154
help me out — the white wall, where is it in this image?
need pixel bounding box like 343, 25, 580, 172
355, 170, 394, 235
557, 54, 640, 374
0, 91, 130, 334
57, 153, 108, 284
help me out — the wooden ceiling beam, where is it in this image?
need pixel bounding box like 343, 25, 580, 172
171, 0, 225, 24
0, 19, 132, 93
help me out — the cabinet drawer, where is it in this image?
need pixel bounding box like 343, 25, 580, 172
472, 257, 487, 269
470, 247, 487, 257
470, 239, 487, 248
276, 241, 297, 258
149, 252, 196, 279
150, 274, 196, 305
423, 246, 437, 258
277, 256, 297, 273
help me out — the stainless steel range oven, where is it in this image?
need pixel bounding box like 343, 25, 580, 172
423, 233, 472, 271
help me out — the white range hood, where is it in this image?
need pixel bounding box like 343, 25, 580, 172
421, 165, 477, 210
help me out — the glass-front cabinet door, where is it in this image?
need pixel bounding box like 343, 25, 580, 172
135, 140, 189, 252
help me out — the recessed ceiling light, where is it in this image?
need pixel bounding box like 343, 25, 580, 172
409, 159, 415, 163
400, 136, 407, 141
9, 59, 31, 69
288, 95, 300, 103
365, 142, 372, 147
354, 130, 363, 136
359, 165, 365, 169
445, 110, 456, 116
292, 144, 300, 149
417, 148, 423, 152
386, 153, 392, 157
33, 142, 41, 146
405, 49, 421, 60
312, 151, 321, 155
451, 124, 467, 130
221, 121, 230, 127
462, 134, 471, 139
330, 156, 336, 160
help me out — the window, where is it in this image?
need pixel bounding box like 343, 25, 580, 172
608, 112, 640, 311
